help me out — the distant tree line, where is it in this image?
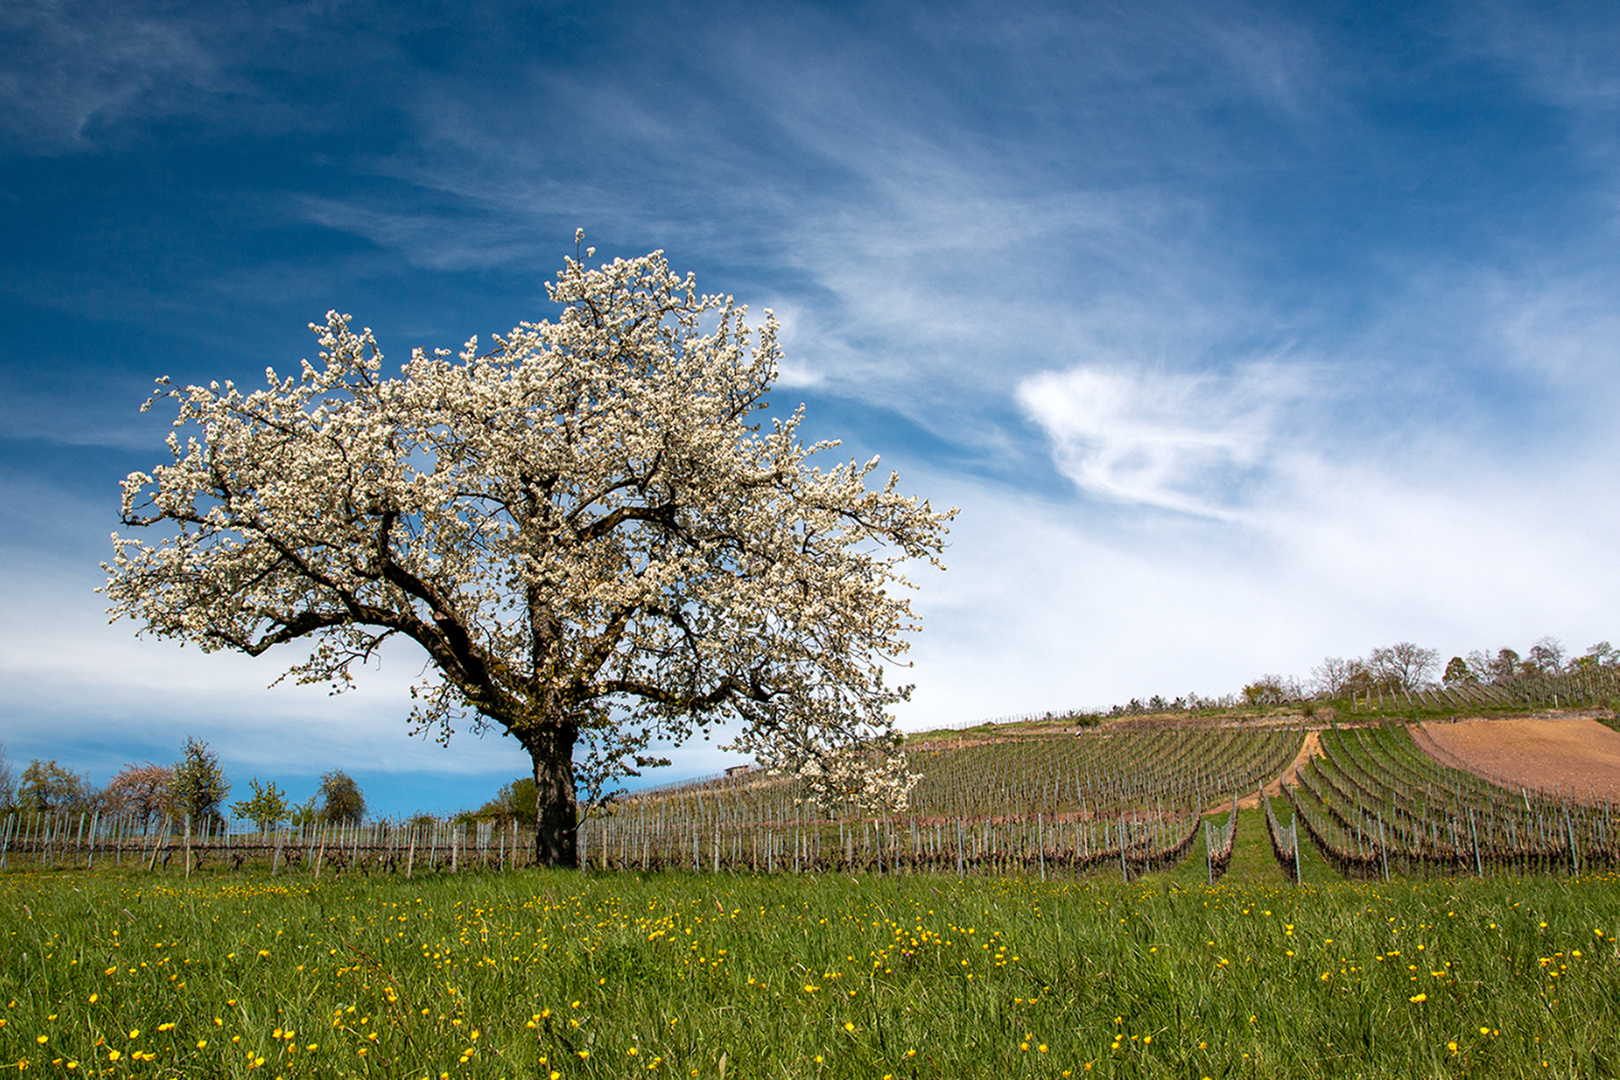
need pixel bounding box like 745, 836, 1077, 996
0, 737, 368, 830
1071, 634, 1616, 718
1090, 691, 1242, 720
1302, 635, 1616, 700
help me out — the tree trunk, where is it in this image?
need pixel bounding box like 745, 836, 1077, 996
529, 722, 579, 868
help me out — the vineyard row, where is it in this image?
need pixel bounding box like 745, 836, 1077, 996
1283, 725, 1618, 878
1348, 667, 1620, 715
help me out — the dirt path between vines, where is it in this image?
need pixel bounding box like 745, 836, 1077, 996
1414, 716, 1620, 803
1236, 730, 1322, 809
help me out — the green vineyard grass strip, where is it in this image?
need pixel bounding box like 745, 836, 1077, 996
1224, 808, 1285, 884
1261, 797, 1336, 885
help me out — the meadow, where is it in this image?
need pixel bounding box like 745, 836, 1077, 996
4, 854, 1619, 1079
7, 708, 1620, 1077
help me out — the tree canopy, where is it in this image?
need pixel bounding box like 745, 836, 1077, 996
317, 770, 366, 825
465, 776, 538, 827
171, 736, 230, 825
103, 763, 175, 819
105, 241, 953, 865
232, 778, 292, 831
17, 759, 93, 814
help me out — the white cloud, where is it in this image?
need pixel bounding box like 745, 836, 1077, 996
1014, 363, 1307, 516
891, 429, 1620, 730
950, 343, 1620, 727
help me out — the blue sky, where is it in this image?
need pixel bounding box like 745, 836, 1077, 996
3, 0, 1619, 818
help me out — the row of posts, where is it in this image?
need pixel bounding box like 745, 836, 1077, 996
0, 811, 523, 878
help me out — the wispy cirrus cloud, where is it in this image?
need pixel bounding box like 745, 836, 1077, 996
1015, 363, 1310, 516
1455, 1, 1620, 112
0, 0, 272, 152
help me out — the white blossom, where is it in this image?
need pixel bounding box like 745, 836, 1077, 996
103, 243, 953, 863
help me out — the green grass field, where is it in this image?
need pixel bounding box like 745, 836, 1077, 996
4, 859, 1619, 1079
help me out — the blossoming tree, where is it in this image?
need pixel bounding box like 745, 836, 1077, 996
104, 242, 953, 866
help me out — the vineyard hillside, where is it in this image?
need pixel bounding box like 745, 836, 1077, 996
6, 705, 1620, 885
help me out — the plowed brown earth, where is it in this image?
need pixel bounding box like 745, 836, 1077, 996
1415, 716, 1620, 802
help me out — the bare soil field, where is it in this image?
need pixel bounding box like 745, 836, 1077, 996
1414, 714, 1620, 801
